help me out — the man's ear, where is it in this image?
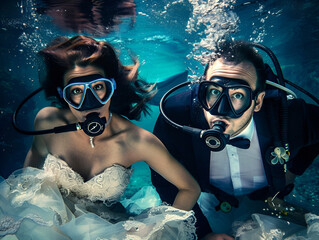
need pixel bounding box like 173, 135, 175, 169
254, 91, 265, 112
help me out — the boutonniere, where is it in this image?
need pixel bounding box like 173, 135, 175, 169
270, 147, 290, 165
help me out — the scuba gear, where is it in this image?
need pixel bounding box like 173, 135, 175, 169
58, 74, 116, 111
81, 112, 111, 137
12, 75, 115, 137
201, 121, 229, 151
198, 77, 258, 118
159, 82, 252, 152
13, 98, 110, 137
159, 42, 319, 153
199, 121, 250, 150
86, 112, 112, 148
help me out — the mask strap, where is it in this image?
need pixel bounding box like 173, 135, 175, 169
110, 78, 117, 90
57, 87, 63, 98
252, 87, 263, 101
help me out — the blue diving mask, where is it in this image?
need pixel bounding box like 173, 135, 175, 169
198, 77, 258, 118
58, 74, 116, 111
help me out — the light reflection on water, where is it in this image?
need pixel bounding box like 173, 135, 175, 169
0, 0, 318, 217
35, 0, 137, 36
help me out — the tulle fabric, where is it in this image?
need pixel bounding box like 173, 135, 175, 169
0, 154, 197, 239
234, 213, 319, 240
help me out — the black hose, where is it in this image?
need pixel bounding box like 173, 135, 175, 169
284, 78, 319, 105
250, 42, 289, 153
11, 87, 56, 135
159, 81, 190, 130
12, 87, 79, 135
249, 43, 285, 86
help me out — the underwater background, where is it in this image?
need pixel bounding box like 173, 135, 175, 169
0, 0, 318, 213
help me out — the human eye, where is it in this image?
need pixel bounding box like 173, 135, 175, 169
94, 84, 103, 90
232, 92, 244, 99
92, 82, 105, 91
71, 87, 83, 95
207, 86, 221, 97
229, 87, 248, 99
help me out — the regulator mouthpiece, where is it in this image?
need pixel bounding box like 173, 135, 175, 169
80, 112, 106, 137
201, 121, 229, 151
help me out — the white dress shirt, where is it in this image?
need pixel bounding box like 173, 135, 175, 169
209, 117, 268, 196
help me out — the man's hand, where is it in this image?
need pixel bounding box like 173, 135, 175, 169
201, 232, 234, 240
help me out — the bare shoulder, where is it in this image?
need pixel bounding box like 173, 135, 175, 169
123, 121, 168, 164
26, 107, 74, 167
35, 106, 67, 121
123, 119, 163, 147
34, 107, 72, 130
122, 120, 182, 174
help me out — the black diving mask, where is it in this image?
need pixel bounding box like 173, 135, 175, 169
58, 74, 116, 111
198, 77, 258, 118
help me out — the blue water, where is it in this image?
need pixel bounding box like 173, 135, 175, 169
0, 0, 318, 213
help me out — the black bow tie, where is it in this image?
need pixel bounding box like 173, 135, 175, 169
228, 137, 250, 149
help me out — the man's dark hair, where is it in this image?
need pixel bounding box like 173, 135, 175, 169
204, 40, 267, 92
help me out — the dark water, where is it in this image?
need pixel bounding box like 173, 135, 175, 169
0, 0, 318, 212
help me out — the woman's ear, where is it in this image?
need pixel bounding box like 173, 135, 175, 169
254, 91, 265, 112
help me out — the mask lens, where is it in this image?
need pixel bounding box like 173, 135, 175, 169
198, 81, 253, 116
228, 87, 251, 114
204, 83, 223, 109
89, 80, 113, 103
63, 78, 115, 109
64, 84, 85, 108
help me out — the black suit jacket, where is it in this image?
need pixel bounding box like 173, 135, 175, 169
151, 87, 319, 238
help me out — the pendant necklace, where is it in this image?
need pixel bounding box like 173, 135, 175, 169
89, 113, 113, 148
89, 137, 95, 148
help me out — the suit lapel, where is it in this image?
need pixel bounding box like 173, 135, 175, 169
254, 103, 286, 192
254, 110, 274, 184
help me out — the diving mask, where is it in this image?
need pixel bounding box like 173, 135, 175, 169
58, 74, 116, 111
198, 77, 258, 118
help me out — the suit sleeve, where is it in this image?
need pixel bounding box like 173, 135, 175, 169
287, 99, 319, 175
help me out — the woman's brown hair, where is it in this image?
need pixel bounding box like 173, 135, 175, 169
39, 35, 156, 120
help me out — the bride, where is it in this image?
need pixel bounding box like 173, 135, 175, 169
0, 35, 200, 239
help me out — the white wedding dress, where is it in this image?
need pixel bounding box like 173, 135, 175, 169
234, 213, 319, 240
0, 154, 196, 240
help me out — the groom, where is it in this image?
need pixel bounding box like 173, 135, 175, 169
151, 41, 319, 239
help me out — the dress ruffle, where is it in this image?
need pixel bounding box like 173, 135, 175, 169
234, 213, 319, 240
0, 155, 197, 239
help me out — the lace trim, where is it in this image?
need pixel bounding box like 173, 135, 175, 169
122, 206, 197, 240
306, 213, 319, 235
306, 213, 319, 224
96, 206, 197, 240
43, 154, 133, 204
4, 168, 54, 207
0, 214, 52, 236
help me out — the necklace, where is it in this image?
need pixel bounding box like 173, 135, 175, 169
89, 137, 95, 148
88, 113, 112, 148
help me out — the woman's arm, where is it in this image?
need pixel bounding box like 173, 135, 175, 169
24, 108, 52, 168
139, 130, 201, 211
24, 135, 48, 168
